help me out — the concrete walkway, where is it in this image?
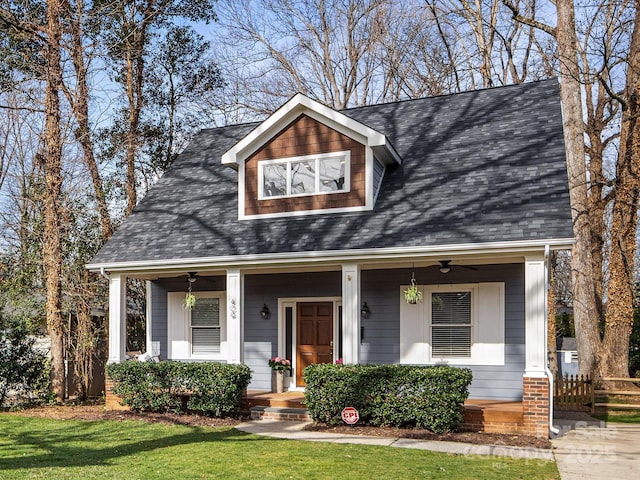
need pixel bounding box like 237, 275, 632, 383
238, 417, 640, 479
551, 416, 640, 480
235, 419, 554, 461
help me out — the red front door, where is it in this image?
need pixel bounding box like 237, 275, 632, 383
296, 302, 333, 386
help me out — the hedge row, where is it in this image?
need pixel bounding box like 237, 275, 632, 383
304, 364, 472, 433
106, 361, 251, 416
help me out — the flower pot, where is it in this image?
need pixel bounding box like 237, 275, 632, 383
274, 370, 285, 393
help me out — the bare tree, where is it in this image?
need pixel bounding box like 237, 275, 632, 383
601, 0, 640, 379
505, 0, 639, 379
39, 0, 66, 402
214, 0, 413, 110
63, 0, 113, 240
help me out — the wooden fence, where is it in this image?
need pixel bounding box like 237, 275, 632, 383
594, 377, 640, 411
554, 374, 594, 413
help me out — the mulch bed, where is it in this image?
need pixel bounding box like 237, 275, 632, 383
6, 403, 551, 449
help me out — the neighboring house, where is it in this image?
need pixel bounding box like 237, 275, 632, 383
88, 79, 574, 438
557, 337, 579, 378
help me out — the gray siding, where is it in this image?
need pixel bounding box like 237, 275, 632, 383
149, 281, 168, 360
373, 157, 384, 199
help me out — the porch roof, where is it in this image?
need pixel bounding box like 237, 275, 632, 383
89, 79, 573, 271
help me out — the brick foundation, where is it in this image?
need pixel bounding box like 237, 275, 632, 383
104, 372, 130, 411
521, 376, 550, 438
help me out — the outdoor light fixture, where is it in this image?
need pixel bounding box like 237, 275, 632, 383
439, 260, 452, 274
361, 302, 370, 318
260, 304, 270, 320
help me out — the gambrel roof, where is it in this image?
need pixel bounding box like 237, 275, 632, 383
89, 79, 573, 269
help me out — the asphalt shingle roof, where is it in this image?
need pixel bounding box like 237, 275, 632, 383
90, 79, 573, 266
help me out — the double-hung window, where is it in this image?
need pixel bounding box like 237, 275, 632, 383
190, 297, 221, 355
259, 151, 350, 199
429, 289, 473, 358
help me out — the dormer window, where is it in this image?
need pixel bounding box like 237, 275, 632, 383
258, 151, 351, 200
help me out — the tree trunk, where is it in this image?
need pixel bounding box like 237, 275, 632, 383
555, 0, 600, 376
124, 49, 139, 216
548, 252, 559, 378
67, 0, 113, 239
43, 0, 66, 402
600, 0, 640, 381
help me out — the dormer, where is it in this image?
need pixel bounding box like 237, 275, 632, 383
222, 94, 401, 220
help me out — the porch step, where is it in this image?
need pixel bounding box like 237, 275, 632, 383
461, 400, 524, 433
245, 391, 306, 409
250, 405, 311, 422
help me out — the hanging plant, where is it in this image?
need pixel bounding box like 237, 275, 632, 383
183, 292, 196, 310
404, 272, 422, 304
183, 272, 197, 310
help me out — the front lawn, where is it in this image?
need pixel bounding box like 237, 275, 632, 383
0, 415, 559, 479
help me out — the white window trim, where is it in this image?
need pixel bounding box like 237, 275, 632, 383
426, 284, 478, 364
258, 151, 351, 200
399, 282, 505, 366
167, 291, 227, 361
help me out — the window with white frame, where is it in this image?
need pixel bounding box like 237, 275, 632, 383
430, 290, 473, 358
190, 297, 221, 354
259, 151, 350, 199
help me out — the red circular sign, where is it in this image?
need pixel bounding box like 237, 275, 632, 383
341, 406, 360, 425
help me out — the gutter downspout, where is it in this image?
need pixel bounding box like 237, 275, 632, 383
100, 267, 110, 281
544, 244, 560, 436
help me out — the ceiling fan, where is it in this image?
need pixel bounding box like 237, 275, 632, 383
437, 260, 478, 274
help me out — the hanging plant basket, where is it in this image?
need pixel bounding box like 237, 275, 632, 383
183, 292, 196, 310
183, 273, 197, 310
404, 273, 422, 304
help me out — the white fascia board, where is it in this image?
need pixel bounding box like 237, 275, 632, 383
221, 93, 399, 165
87, 237, 574, 274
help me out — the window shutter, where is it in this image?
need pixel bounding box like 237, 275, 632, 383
474, 283, 505, 365
399, 286, 427, 363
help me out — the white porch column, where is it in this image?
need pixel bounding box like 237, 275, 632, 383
226, 269, 244, 364
524, 256, 547, 377
145, 280, 153, 355
108, 273, 127, 363
341, 263, 361, 364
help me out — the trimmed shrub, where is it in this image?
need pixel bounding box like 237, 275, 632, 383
106, 361, 251, 416
304, 364, 472, 433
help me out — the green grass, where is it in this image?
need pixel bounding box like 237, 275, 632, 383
0, 414, 559, 480
593, 412, 640, 423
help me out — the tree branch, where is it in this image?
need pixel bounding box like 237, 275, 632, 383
0, 104, 45, 113
502, 0, 556, 38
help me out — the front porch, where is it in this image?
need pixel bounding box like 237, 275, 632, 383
245, 391, 528, 435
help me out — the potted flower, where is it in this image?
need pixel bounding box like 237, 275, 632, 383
269, 357, 292, 393
404, 275, 422, 304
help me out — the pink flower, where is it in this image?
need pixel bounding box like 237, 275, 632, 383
335, 358, 343, 364
269, 356, 292, 371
